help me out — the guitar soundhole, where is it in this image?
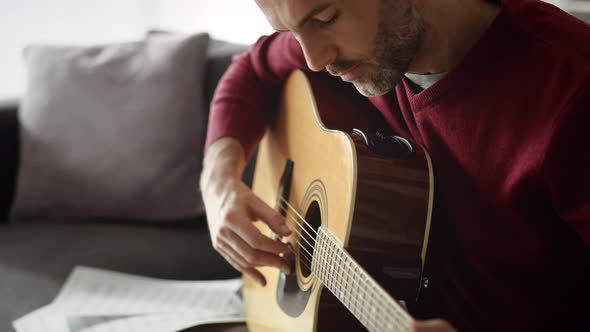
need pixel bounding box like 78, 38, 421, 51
300, 200, 321, 278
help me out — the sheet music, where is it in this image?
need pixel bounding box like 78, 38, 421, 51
13, 306, 71, 332
13, 266, 244, 332
13, 307, 129, 332
77, 312, 244, 332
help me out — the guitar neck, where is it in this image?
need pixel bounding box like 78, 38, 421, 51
312, 227, 413, 332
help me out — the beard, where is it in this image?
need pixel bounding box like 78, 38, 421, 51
329, 0, 425, 97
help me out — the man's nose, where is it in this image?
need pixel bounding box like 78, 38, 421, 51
296, 33, 337, 72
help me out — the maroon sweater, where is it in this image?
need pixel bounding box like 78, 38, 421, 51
205, 0, 590, 330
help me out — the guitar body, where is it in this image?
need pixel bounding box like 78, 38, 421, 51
244, 70, 434, 331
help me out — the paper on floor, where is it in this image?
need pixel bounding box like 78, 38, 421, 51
77, 311, 244, 332
13, 266, 244, 332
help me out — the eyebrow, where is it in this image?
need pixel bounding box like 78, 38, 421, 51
273, 3, 333, 32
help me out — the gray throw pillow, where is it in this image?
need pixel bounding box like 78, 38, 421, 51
11, 33, 210, 222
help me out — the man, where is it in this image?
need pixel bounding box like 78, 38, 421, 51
200, 0, 590, 330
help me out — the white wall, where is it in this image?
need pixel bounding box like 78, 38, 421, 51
143, 0, 272, 44
0, 0, 273, 100
544, 0, 569, 8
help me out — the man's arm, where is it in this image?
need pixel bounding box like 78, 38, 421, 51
205, 32, 307, 159
200, 32, 308, 285
200, 137, 294, 285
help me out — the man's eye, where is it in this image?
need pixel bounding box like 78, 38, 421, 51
312, 11, 340, 27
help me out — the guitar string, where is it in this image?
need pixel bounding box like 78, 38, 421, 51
289, 209, 410, 323
273, 213, 403, 330
279, 205, 316, 255
279, 210, 408, 331
280, 196, 413, 325
278, 195, 411, 325
315, 228, 412, 329
254, 205, 407, 329
281, 209, 411, 330
276, 207, 320, 269
280, 200, 393, 301
282, 217, 315, 269
278, 203, 412, 326
280, 211, 409, 329
279, 197, 318, 238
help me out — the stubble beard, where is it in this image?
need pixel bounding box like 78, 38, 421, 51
353, 0, 425, 97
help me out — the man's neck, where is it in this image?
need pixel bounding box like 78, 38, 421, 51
408, 0, 500, 75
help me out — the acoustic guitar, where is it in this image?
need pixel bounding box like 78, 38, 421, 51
244, 70, 435, 331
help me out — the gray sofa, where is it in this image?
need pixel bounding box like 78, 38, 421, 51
0, 39, 252, 332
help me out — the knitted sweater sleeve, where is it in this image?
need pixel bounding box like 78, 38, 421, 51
204, 32, 307, 159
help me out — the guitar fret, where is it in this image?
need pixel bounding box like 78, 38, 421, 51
344, 251, 351, 309
324, 242, 328, 282
323, 241, 328, 284
342, 252, 351, 310
328, 239, 334, 290
316, 238, 321, 277
328, 242, 337, 291
368, 290, 377, 327
328, 243, 335, 289
322, 235, 328, 285
361, 271, 372, 329
344, 252, 352, 309
340, 251, 345, 300
337, 248, 343, 302
351, 264, 360, 320
314, 235, 321, 280
321, 235, 326, 283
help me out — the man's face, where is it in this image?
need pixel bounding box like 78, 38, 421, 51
256, 0, 425, 96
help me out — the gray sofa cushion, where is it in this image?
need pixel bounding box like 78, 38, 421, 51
12, 33, 211, 223
0, 39, 251, 222
0, 221, 239, 331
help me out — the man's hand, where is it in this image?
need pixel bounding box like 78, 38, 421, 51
200, 138, 292, 286
204, 177, 292, 286
411, 319, 458, 332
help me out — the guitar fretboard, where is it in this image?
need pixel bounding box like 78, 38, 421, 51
311, 227, 413, 332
